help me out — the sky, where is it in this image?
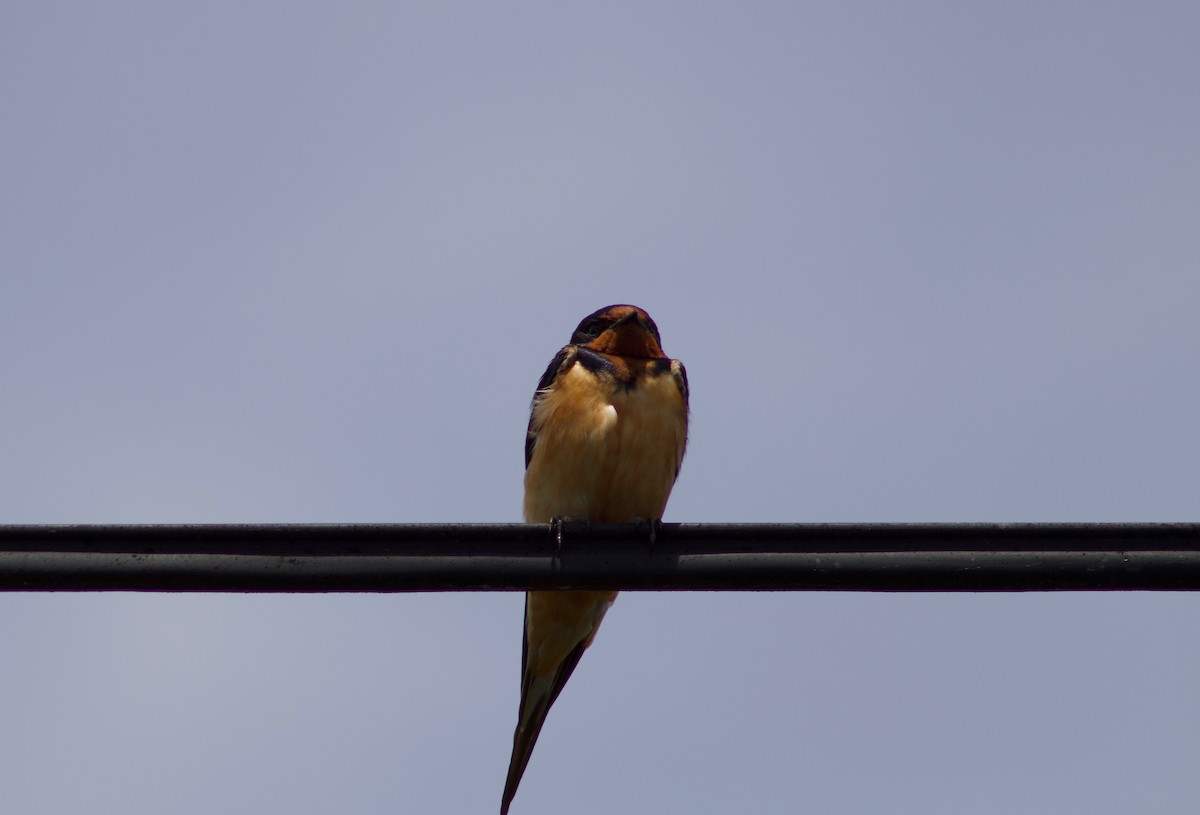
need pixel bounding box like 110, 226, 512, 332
2, 2, 1198, 813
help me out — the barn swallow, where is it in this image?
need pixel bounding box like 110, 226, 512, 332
501, 304, 689, 814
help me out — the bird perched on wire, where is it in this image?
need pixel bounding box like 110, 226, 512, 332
501, 304, 689, 814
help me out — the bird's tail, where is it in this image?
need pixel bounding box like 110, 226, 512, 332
500, 592, 609, 814
501, 670, 561, 815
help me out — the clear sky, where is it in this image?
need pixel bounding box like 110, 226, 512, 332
2, 3, 1198, 813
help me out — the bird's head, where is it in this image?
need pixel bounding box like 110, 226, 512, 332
570, 304, 666, 359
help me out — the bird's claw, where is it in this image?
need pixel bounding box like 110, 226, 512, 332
548, 518, 564, 568
639, 518, 661, 552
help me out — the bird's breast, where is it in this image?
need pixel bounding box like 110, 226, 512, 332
524, 360, 687, 523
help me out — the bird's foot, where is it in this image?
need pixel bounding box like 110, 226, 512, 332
549, 517, 564, 562
638, 518, 661, 551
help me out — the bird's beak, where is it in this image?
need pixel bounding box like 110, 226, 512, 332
610, 310, 648, 332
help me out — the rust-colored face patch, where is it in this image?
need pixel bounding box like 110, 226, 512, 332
581, 307, 665, 359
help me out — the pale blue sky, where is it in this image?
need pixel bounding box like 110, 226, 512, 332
2, 3, 1198, 813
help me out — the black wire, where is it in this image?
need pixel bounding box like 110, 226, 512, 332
2, 523, 1197, 592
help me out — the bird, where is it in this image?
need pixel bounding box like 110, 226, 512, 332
501, 304, 689, 814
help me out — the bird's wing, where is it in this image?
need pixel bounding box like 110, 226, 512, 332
525, 345, 576, 470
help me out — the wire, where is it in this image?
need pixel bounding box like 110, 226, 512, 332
2, 522, 1197, 592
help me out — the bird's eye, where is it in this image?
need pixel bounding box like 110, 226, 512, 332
584, 320, 606, 336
